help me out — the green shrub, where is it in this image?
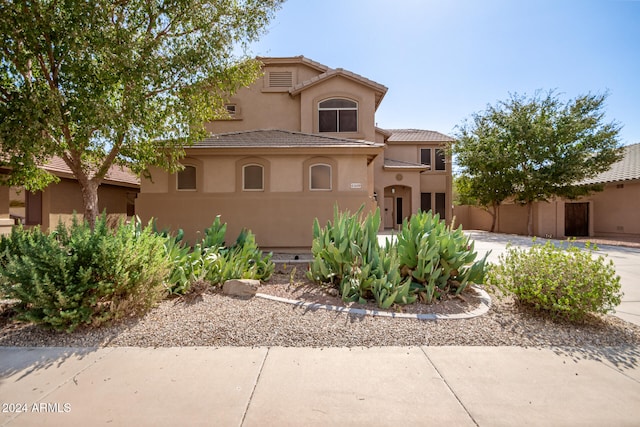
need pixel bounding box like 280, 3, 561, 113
487, 240, 622, 321
164, 217, 274, 294
307, 206, 486, 308
0, 215, 169, 331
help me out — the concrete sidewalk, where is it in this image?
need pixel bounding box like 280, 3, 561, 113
1, 346, 639, 426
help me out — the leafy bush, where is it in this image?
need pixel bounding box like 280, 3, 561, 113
307, 206, 487, 308
0, 215, 169, 331
164, 217, 274, 294
307, 206, 415, 307
397, 211, 488, 303
487, 240, 622, 321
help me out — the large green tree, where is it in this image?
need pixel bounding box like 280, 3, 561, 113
0, 0, 283, 226
453, 91, 622, 235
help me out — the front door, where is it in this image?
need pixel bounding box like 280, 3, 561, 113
384, 197, 394, 229
565, 202, 589, 237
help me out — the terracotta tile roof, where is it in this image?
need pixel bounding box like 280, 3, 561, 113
194, 129, 384, 149
386, 129, 455, 142
581, 143, 640, 185
43, 156, 140, 187
383, 158, 428, 170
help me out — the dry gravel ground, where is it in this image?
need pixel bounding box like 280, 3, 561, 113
1, 264, 639, 348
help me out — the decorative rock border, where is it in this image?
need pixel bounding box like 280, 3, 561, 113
255, 285, 492, 320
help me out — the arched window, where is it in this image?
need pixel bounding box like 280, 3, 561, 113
243, 164, 264, 191
177, 165, 197, 190
318, 98, 358, 132
310, 164, 332, 191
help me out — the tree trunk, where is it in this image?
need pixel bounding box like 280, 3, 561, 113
489, 203, 498, 232
526, 202, 534, 236
79, 179, 100, 229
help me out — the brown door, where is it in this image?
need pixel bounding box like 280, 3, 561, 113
25, 190, 43, 225
565, 202, 589, 236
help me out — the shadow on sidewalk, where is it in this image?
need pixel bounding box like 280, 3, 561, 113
550, 346, 640, 371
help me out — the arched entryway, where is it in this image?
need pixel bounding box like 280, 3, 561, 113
383, 185, 411, 229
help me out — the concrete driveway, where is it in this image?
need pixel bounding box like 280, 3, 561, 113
466, 231, 640, 327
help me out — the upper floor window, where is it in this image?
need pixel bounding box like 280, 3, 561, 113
435, 149, 446, 171
177, 165, 197, 190
225, 104, 236, 115
243, 164, 264, 191
310, 164, 332, 191
318, 98, 357, 132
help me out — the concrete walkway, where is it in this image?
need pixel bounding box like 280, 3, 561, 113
1, 346, 639, 426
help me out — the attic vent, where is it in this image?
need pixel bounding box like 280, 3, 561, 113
269, 71, 292, 88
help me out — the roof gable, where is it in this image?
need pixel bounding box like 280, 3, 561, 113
290, 68, 388, 108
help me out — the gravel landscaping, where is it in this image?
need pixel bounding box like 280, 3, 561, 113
1, 263, 639, 348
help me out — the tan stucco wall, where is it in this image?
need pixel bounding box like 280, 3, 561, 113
587, 181, 640, 237
136, 191, 376, 248
456, 181, 640, 239
454, 204, 529, 235
144, 154, 371, 195
137, 152, 377, 248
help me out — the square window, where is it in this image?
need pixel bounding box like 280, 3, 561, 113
319, 110, 337, 132
339, 110, 357, 132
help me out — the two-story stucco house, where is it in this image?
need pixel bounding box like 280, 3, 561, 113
136, 56, 452, 249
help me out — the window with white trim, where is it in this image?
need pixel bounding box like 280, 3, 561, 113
177, 165, 197, 190
243, 164, 264, 191
310, 164, 332, 190
318, 98, 357, 132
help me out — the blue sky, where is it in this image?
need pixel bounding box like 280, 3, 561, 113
248, 0, 640, 146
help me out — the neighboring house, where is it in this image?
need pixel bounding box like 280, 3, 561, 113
1, 156, 139, 234
454, 142, 640, 240
136, 56, 453, 248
